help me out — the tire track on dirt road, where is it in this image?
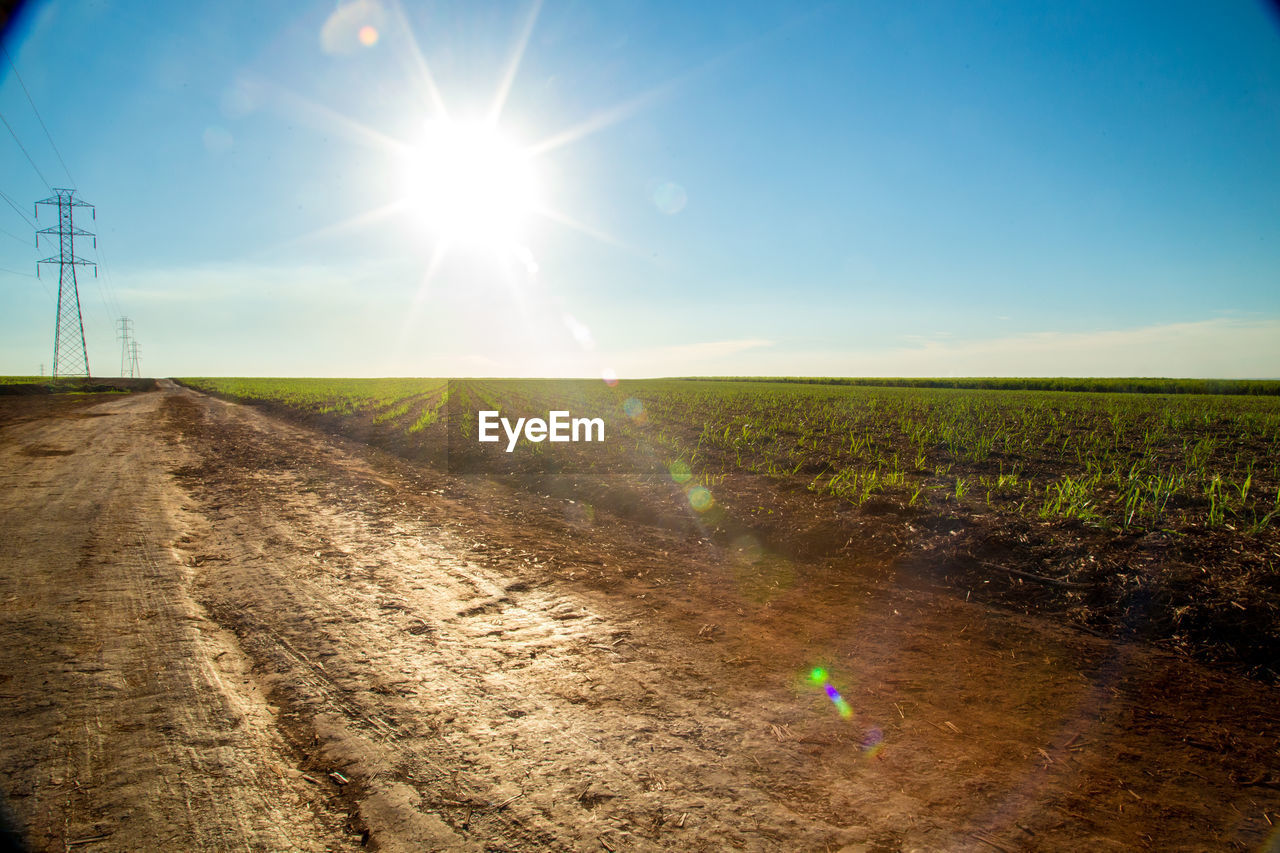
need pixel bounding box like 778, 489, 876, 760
166, 386, 865, 852
0, 387, 361, 852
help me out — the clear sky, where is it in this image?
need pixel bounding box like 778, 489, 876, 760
1, 0, 1277, 378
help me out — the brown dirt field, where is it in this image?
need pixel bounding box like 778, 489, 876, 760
1, 381, 1278, 852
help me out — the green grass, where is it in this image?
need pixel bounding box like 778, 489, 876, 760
0, 376, 155, 394
650, 380, 1280, 531
177, 377, 1280, 534
179, 377, 446, 414
683, 376, 1280, 396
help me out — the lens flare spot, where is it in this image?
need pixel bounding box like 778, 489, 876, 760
623, 397, 643, 418
668, 460, 692, 484
808, 666, 856, 720
513, 245, 540, 278
688, 485, 713, 512
565, 501, 595, 527
602, 368, 618, 387
319, 0, 386, 55
861, 727, 885, 758
652, 181, 687, 215
731, 533, 763, 565
202, 126, 234, 155
220, 78, 261, 119
563, 314, 594, 350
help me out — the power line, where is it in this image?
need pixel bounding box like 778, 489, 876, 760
0, 263, 54, 301
0, 48, 102, 319
0, 222, 29, 245
0, 187, 36, 229
98, 261, 123, 326
1, 45, 75, 187
88, 207, 123, 323
0, 56, 127, 348
81, 230, 117, 323
0, 109, 52, 190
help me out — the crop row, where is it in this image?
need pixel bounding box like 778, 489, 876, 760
180, 377, 1280, 534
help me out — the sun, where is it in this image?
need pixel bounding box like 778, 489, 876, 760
401, 118, 541, 251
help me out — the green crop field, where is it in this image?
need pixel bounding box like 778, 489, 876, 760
686, 376, 1280, 396
181, 376, 1280, 535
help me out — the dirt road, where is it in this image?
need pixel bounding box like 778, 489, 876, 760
1, 383, 1277, 851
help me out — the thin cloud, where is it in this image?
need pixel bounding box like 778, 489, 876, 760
111, 262, 387, 305
765, 318, 1280, 379
657, 338, 775, 363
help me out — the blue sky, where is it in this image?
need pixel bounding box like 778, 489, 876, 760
1, 0, 1277, 378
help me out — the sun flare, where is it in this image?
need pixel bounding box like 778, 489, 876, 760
401, 119, 541, 251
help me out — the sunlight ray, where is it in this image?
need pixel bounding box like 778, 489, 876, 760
487, 0, 543, 127
526, 12, 817, 161
387, 0, 449, 119
267, 82, 407, 154
397, 237, 452, 353
532, 204, 640, 255
525, 85, 670, 158
259, 202, 407, 256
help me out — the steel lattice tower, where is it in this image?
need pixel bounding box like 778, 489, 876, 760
117, 316, 133, 378
36, 188, 96, 378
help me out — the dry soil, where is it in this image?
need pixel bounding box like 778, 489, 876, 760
0, 383, 1277, 852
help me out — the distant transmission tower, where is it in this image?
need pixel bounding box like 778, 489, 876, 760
36, 189, 96, 378
128, 340, 141, 378
117, 316, 133, 377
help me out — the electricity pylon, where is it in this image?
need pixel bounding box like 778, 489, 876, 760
36, 188, 96, 378
117, 316, 133, 377
127, 340, 140, 379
